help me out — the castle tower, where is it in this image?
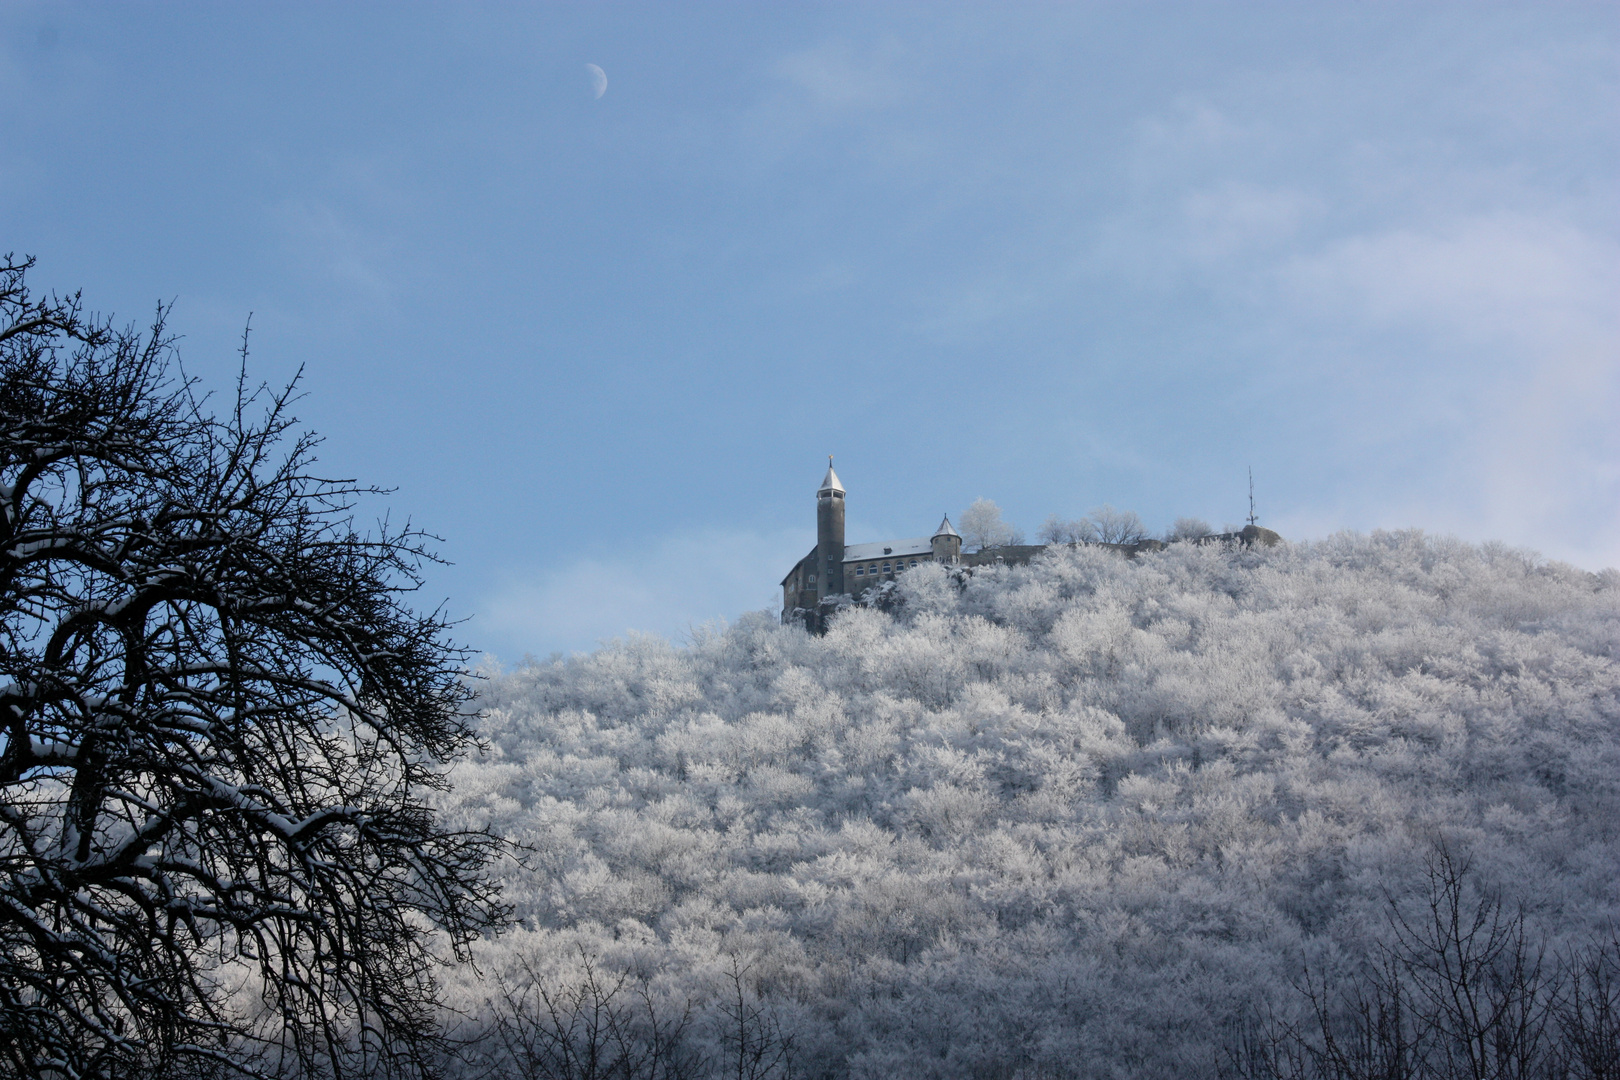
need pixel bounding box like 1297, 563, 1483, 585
931, 514, 962, 564
816, 458, 846, 600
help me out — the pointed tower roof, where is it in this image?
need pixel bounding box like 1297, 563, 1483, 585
818, 456, 844, 495
932, 514, 960, 539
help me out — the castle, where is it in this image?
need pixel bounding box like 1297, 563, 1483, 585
781, 460, 1050, 623
782, 459, 1282, 627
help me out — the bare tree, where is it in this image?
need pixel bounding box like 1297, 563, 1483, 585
959, 499, 1021, 551
470, 951, 700, 1080
716, 959, 794, 1080
460, 952, 794, 1080
1077, 505, 1149, 545
1223, 843, 1613, 1080
1555, 935, 1620, 1080
1387, 847, 1554, 1080
0, 257, 504, 1079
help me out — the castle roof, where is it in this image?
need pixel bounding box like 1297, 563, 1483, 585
844, 537, 933, 562
933, 514, 960, 539
818, 461, 844, 494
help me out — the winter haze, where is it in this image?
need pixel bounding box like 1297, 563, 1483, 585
5, 5, 1620, 1077
1, 3, 1615, 658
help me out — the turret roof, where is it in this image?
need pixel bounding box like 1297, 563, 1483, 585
932, 514, 960, 539
818, 459, 844, 494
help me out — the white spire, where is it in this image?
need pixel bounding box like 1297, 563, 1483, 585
818, 456, 844, 494
933, 514, 959, 539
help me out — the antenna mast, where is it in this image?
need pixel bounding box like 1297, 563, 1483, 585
1247, 467, 1257, 527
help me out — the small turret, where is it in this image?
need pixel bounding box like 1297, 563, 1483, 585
931, 514, 962, 564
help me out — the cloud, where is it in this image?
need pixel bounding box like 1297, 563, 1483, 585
772, 41, 910, 112
476, 527, 812, 660
1133, 96, 1257, 160
1280, 213, 1620, 564
1284, 214, 1618, 352
1068, 61, 1620, 569
272, 198, 395, 301
1179, 183, 1321, 264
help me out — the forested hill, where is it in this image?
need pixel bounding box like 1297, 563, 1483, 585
438, 533, 1620, 1079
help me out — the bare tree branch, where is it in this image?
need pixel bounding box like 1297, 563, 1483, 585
0, 259, 507, 1079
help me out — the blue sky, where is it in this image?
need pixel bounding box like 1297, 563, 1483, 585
3, 3, 1616, 660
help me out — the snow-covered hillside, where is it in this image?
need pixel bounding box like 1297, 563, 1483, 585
439, 533, 1620, 1079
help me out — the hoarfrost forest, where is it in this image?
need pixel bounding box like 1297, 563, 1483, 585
434, 532, 1620, 1079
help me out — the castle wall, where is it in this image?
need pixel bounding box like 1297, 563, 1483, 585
960, 544, 1049, 570
843, 550, 935, 597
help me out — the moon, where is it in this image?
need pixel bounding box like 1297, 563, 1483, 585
585, 64, 607, 99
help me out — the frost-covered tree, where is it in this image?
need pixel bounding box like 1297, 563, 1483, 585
959, 498, 1021, 550
437, 530, 1620, 1080
1076, 504, 1149, 544
1037, 514, 1084, 544
1165, 516, 1212, 542
0, 258, 503, 1079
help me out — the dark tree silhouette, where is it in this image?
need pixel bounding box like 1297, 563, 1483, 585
469, 950, 701, 1080
0, 257, 504, 1079
458, 950, 795, 1080
1224, 843, 1619, 1080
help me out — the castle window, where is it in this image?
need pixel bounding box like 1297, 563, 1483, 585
882, 563, 891, 573
855, 567, 864, 576
909, 559, 918, 567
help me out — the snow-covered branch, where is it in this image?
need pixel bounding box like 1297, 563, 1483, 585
0, 258, 505, 1079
